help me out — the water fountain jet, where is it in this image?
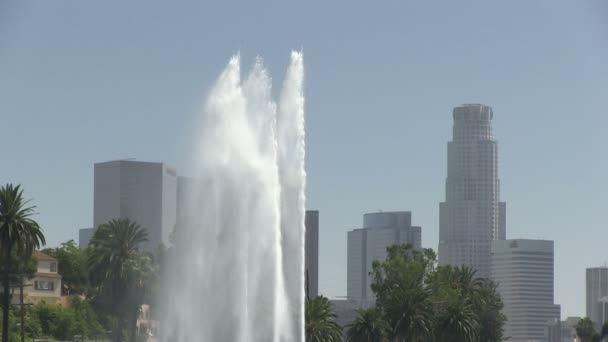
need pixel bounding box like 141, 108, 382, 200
161, 51, 305, 342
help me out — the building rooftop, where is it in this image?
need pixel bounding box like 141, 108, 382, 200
33, 251, 57, 262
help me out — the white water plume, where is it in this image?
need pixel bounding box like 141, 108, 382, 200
161, 51, 305, 342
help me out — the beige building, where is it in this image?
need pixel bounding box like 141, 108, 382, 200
19, 251, 62, 304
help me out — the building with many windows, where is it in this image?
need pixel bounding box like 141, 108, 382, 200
586, 267, 608, 328
439, 104, 506, 278
491, 239, 560, 342
347, 211, 421, 301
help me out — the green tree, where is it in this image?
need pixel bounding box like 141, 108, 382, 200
429, 266, 480, 342
576, 317, 598, 342
43, 240, 88, 295
368, 244, 505, 342
87, 218, 148, 342
370, 244, 435, 341
305, 296, 342, 342
32, 302, 77, 340
575, 318, 608, 342
475, 279, 506, 342
346, 307, 390, 342
0, 184, 45, 342
69, 297, 105, 338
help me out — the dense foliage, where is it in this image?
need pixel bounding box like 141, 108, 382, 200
87, 218, 152, 342
345, 244, 506, 342
575, 317, 608, 342
305, 296, 342, 342
0, 183, 158, 342
345, 307, 390, 342
31, 298, 105, 340
43, 240, 89, 295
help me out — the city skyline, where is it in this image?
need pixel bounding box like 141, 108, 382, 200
1, 0, 607, 318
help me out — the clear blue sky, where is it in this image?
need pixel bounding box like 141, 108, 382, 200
1, 0, 606, 318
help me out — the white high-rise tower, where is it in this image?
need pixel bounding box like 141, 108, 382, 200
439, 104, 506, 278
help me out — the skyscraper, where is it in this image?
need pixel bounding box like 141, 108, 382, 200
347, 211, 421, 301
305, 210, 319, 298
439, 104, 506, 278
586, 267, 608, 327
491, 239, 560, 341
78, 227, 94, 248
93, 160, 177, 251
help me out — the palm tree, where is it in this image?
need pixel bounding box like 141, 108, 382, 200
0, 184, 45, 342
430, 266, 483, 342
476, 279, 505, 342
305, 296, 342, 342
434, 292, 479, 342
346, 307, 390, 342
383, 283, 434, 342
87, 218, 148, 342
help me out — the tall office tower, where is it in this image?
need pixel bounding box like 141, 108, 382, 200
347, 212, 422, 301
78, 227, 94, 249
94, 160, 177, 251
305, 210, 319, 298
586, 267, 608, 326
439, 104, 506, 278
491, 239, 560, 341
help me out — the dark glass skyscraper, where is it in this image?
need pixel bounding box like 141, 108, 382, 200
439, 104, 506, 278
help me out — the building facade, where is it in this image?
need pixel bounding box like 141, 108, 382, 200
305, 210, 319, 298
545, 316, 581, 342
13, 251, 63, 305
491, 239, 560, 342
78, 227, 95, 248
439, 104, 506, 278
94, 160, 177, 251
347, 211, 421, 301
586, 267, 608, 327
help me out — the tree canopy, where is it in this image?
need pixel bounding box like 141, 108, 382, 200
345, 243, 506, 342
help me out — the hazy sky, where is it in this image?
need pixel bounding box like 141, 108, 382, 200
1, 0, 606, 317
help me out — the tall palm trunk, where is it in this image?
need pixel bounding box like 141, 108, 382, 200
2, 243, 11, 342
112, 279, 124, 342
19, 276, 24, 342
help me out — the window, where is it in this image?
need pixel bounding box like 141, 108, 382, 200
35, 281, 54, 291
50, 262, 57, 272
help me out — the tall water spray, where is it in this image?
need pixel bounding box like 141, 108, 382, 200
161, 52, 305, 342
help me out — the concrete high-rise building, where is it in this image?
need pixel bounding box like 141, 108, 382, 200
491, 239, 560, 342
305, 210, 319, 298
347, 211, 421, 301
78, 227, 94, 249
586, 267, 608, 327
93, 160, 177, 251
439, 104, 506, 278
545, 317, 581, 342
